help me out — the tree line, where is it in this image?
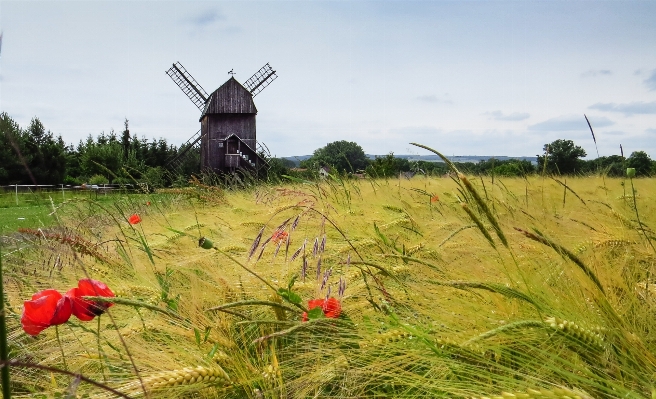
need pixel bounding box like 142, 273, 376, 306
0, 113, 198, 187
296, 139, 655, 178
1, 113, 654, 187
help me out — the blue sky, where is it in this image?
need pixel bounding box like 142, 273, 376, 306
1, 1, 655, 159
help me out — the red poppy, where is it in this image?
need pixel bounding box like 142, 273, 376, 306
128, 214, 141, 225
21, 289, 72, 336
430, 194, 439, 203
302, 297, 342, 322
66, 279, 115, 321
146, 201, 151, 206
271, 230, 288, 244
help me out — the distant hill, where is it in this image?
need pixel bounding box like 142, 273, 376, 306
281, 154, 538, 167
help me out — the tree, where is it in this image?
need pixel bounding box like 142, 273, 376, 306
627, 151, 653, 176
264, 158, 294, 183
366, 153, 411, 178
537, 139, 587, 174
79, 139, 123, 182
23, 118, 68, 184
301, 140, 369, 173
0, 113, 27, 184
491, 160, 536, 177
121, 119, 131, 160
592, 155, 625, 177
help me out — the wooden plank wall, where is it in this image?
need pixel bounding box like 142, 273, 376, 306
201, 114, 257, 171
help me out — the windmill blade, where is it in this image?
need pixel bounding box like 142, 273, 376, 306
166, 62, 209, 111
243, 63, 277, 97
166, 129, 205, 169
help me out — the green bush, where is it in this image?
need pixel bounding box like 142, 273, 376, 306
63, 175, 82, 185
88, 174, 109, 185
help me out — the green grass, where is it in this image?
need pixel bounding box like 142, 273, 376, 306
0, 205, 57, 234
2, 175, 655, 398
0, 190, 151, 234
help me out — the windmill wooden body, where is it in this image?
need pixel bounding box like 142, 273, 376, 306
165, 62, 277, 174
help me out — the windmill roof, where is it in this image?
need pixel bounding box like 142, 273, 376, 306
200, 77, 257, 119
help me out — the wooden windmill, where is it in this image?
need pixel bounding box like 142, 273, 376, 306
165, 62, 277, 174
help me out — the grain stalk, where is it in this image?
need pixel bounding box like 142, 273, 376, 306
514, 228, 605, 294
0, 244, 10, 399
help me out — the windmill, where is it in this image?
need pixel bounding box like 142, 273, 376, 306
165, 62, 277, 174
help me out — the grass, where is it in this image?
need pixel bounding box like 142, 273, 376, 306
0, 189, 143, 234
0, 206, 57, 235
1, 174, 655, 398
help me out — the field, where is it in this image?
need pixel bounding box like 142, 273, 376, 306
0, 188, 131, 234
1, 171, 655, 398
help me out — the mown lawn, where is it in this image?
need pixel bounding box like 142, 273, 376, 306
0, 205, 57, 234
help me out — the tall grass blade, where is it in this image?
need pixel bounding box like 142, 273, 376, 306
514, 227, 605, 294
461, 203, 496, 249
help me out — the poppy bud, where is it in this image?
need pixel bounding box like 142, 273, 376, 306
199, 237, 214, 249
626, 168, 636, 178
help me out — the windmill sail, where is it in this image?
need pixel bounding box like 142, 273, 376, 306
166, 129, 205, 174
166, 62, 209, 110
243, 63, 277, 97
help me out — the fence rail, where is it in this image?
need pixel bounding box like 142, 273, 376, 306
0, 184, 143, 206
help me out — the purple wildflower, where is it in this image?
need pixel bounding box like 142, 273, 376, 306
321, 268, 332, 291
273, 241, 282, 258
301, 256, 308, 281
248, 227, 265, 258
338, 277, 346, 298
291, 215, 301, 231
313, 237, 319, 258
285, 233, 291, 259
290, 238, 307, 262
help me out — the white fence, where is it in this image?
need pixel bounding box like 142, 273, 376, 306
1, 184, 140, 206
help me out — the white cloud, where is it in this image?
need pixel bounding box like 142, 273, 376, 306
644, 70, 656, 91
589, 101, 656, 116
581, 69, 612, 78
415, 95, 453, 104
486, 110, 530, 121
528, 115, 614, 132
189, 9, 224, 26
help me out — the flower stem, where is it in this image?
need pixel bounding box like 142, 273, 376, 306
629, 177, 656, 254
0, 244, 11, 399
55, 325, 68, 371
214, 248, 278, 293
97, 317, 106, 383
629, 177, 656, 304
81, 296, 183, 320
213, 248, 307, 312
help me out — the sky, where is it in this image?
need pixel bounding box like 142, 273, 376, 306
1, 1, 655, 159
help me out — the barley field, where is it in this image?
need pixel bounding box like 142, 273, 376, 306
2, 169, 655, 398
